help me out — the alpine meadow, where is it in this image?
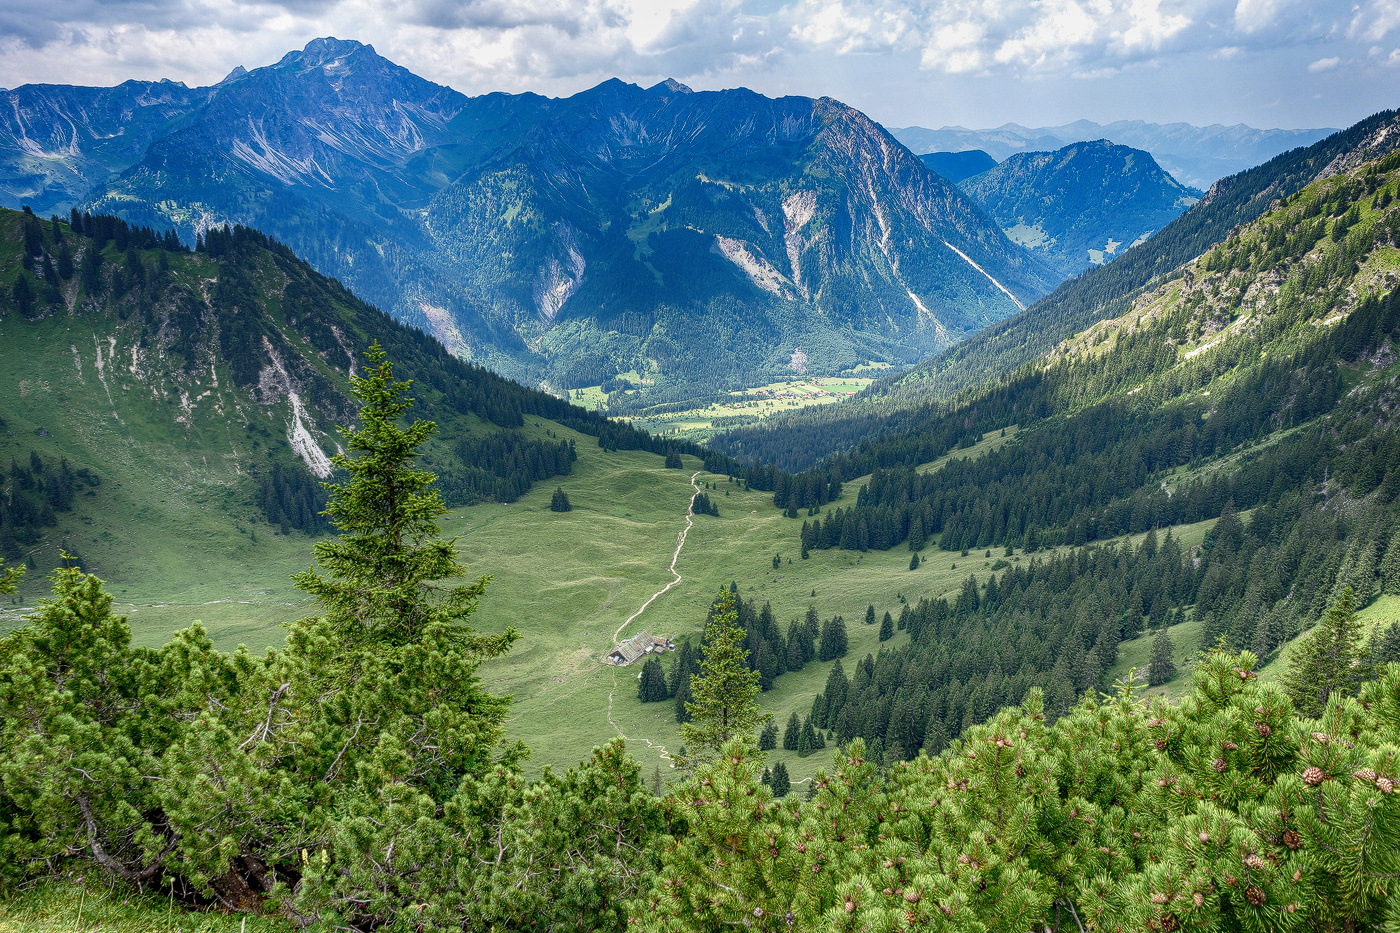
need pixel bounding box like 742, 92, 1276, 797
3, 27, 1400, 933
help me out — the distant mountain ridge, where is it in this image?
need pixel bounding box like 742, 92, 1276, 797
918, 150, 996, 183
0, 38, 1058, 400
889, 120, 1337, 190
959, 140, 1200, 277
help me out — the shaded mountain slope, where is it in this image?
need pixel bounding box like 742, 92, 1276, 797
959, 140, 1199, 277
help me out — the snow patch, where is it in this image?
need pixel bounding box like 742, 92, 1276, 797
715, 236, 788, 297
941, 240, 1026, 311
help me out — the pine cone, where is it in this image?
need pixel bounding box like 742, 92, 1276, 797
1378, 777, 1395, 794
1302, 766, 1326, 786
1245, 886, 1265, 907
904, 890, 920, 904
1311, 732, 1330, 745
1154, 738, 1168, 751
1151, 893, 1170, 905
1161, 914, 1180, 932
1283, 830, 1301, 850
1245, 854, 1265, 870
1193, 892, 1205, 908
1354, 769, 1378, 782
1256, 722, 1271, 737
1213, 758, 1228, 773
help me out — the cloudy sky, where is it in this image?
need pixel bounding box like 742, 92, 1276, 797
0, 0, 1394, 130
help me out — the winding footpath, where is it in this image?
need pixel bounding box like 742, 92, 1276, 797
605, 471, 703, 761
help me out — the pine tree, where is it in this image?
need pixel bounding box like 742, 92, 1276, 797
1148, 625, 1176, 686
679, 589, 761, 767
550, 487, 572, 512
1283, 586, 1362, 717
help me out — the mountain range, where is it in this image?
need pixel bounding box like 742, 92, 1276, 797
890, 120, 1337, 190
0, 38, 1057, 397
958, 140, 1200, 277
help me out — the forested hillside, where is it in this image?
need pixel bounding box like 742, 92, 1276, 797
701, 144, 1400, 761
0, 205, 751, 573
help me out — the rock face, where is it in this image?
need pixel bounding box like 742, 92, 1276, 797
0, 39, 1058, 394
959, 140, 1200, 277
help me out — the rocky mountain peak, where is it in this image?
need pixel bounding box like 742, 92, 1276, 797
278, 37, 373, 72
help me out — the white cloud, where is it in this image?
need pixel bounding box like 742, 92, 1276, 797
0, 0, 1385, 130
1308, 55, 1340, 71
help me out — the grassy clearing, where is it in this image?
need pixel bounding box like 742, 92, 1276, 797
0, 881, 287, 933
587, 375, 876, 444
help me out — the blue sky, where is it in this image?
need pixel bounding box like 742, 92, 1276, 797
1, 0, 1394, 129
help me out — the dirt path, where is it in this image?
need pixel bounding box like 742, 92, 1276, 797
612, 471, 703, 643
606, 471, 703, 762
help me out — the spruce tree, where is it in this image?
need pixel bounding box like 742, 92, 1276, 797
1148, 625, 1176, 686
818, 615, 848, 661
783, 711, 801, 751
769, 761, 790, 798
910, 551, 920, 570
637, 655, 668, 702
758, 720, 777, 751
865, 604, 876, 626
290, 344, 505, 651
879, 610, 894, 641
550, 487, 572, 512
1381, 528, 1400, 595
679, 589, 762, 767
1284, 586, 1363, 717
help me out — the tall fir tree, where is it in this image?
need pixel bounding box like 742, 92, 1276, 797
637, 655, 668, 702
679, 590, 762, 767
818, 615, 848, 661
769, 761, 790, 798
291, 343, 508, 654
758, 720, 778, 751
1283, 586, 1362, 717
1148, 625, 1177, 686
783, 711, 801, 751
